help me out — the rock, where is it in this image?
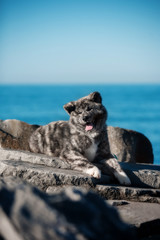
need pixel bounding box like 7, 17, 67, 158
108, 200, 160, 239
0, 119, 39, 138
0, 148, 70, 169
0, 119, 154, 164
107, 126, 154, 163
120, 162, 160, 189
0, 159, 99, 191
0, 119, 39, 151
96, 184, 160, 203
0, 149, 159, 189
0, 177, 135, 240
0, 129, 24, 151
0, 149, 160, 204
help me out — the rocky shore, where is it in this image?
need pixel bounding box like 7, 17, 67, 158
0, 148, 160, 240
0, 124, 159, 240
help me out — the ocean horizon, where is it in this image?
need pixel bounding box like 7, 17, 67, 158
0, 84, 160, 165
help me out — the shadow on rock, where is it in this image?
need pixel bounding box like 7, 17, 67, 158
0, 177, 136, 240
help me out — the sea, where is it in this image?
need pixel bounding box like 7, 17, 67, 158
0, 84, 160, 165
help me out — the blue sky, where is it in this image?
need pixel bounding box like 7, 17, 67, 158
0, 0, 160, 84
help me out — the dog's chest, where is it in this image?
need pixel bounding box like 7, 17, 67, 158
84, 141, 98, 162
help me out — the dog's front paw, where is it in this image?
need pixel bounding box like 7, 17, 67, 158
114, 171, 131, 186
84, 166, 101, 179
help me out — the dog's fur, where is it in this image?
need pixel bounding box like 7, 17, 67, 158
29, 92, 131, 185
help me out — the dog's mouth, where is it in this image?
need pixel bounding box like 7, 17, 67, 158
85, 123, 94, 131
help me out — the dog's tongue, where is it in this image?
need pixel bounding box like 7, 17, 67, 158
85, 124, 93, 131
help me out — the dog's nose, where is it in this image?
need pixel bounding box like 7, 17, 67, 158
83, 115, 89, 122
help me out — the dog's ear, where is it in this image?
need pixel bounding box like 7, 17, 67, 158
63, 101, 75, 115
89, 92, 102, 103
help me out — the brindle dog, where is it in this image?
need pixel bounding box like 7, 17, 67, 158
29, 92, 131, 185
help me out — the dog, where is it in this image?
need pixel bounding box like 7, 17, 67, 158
29, 92, 131, 185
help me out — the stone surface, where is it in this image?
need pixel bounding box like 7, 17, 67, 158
96, 185, 160, 203
120, 162, 160, 189
108, 200, 160, 238
0, 150, 112, 191
0, 149, 159, 190
0, 119, 154, 164
107, 126, 154, 163
0, 148, 70, 169
0, 177, 135, 240
0, 147, 159, 239
0, 149, 160, 205
0, 119, 39, 151
0, 119, 39, 138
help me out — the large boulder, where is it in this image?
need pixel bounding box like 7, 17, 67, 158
0, 149, 113, 192
0, 177, 135, 240
0, 149, 160, 195
107, 126, 153, 163
0, 119, 39, 138
0, 119, 39, 151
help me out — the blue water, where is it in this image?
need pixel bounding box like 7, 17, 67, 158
0, 84, 160, 165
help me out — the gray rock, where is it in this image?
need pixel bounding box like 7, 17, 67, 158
0, 177, 135, 240
0, 157, 112, 191
0, 119, 39, 151
120, 162, 160, 189
107, 126, 154, 163
0, 149, 158, 188
0, 119, 39, 138
0, 149, 160, 205
96, 185, 160, 203
0, 148, 70, 169
0, 149, 160, 191
108, 200, 160, 238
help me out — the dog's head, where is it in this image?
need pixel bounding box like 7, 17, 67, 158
64, 92, 107, 133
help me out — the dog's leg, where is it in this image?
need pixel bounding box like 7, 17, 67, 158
63, 151, 101, 179
84, 165, 101, 179
100, 158, 131, 185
